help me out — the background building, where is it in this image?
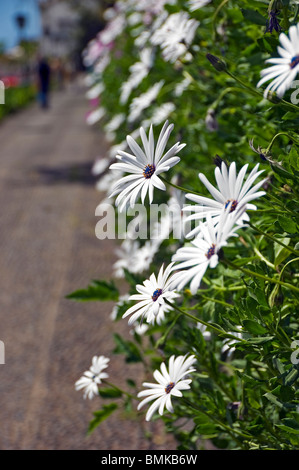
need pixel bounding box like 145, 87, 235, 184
0, 0, 42, 52
39, 0, 79, 59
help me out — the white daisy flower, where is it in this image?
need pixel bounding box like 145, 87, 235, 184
99, 14, 126, 45
130, 322, 149, 336
86, 82, 104, 100
174, 76, 192, 97
257, 23, 299, 98
96, 169, 123, 193
137, 354, 196, 421
188, 0, 212, 11
222, 329, 243, 358
197, 322, 212, 341
151, 12, 199, 63
120, 48, 154, 105
113, 237, 159, 278
75, 355, 109, 400
110, 294, 130, 321
83, 39, 105, 68
104, 113, 125, 135
122, 263, 180, 325
151, 186, 186, 244
109, 121, 185, 212
92, 157, 111, 177
113, 239, 140, 278
94, 52, 111, 75
141, 102, 176, 129
86, 107, 105, 126
171, 208, 244, 294
132, 241, 158, 274
128, 81, 164, 123
184, 162, 266, 239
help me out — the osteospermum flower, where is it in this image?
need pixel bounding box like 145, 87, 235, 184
184, 162, 266, 239
109, 121, 185, 212
188, 0, 212, 11
257, 23, 299, 97
151, 12, 199, 63
75, 355, 109, 399
113, 239, 158, 278
122, 263, 179, 325
137, 355, 196, 421
171, 208, 244, 294
128, 81, 164, 123
120, 48, 154, 105
222, 329, 243, 359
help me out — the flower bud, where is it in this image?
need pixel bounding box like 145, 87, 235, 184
206, 53, 227, 72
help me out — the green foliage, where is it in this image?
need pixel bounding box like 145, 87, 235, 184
66, 280, 119, 302
87, 404, 118, 435
73, 0, 299, 450
0, 86, 35, 121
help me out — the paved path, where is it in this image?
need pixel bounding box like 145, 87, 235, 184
0, 82, 175, 450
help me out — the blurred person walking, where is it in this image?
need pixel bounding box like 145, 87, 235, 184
37, 57, 51, 109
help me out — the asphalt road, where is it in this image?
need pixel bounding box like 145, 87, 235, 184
0, 81, 175, 450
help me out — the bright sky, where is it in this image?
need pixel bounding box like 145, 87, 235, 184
0, 0, 42, 51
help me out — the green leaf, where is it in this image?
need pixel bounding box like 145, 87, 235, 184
271, 385, 295, 401
271, 163, 298, 183
87, 404, 118, 435
268, 283, 280, 309
242, 320, 268, 335
126, 379, 136, 388
66, 280, 119, 302
113, 333, 143, 363
194, 412, 218, 435
274, 238, 291, 267
284, 367, 299, 386
233, 257, 257, 267
246, 336, 274, 345
99, 387, 122, 399
257, 36, 278, 53
278, 216, 297, 234
276, 422, 299, 435
282, 112, 298, 121
264, 393, 283, 409
241, 9, 267, 25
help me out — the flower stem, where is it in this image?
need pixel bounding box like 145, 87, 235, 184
102, 380, 137, 400
225, 70, 299, 113
265, 132, 299, 154
159, 175, 202, 197
248, 221, 299, 256
165, 300, 246, 342
223, 259, 299, 293
155, 313, 182, 348
201, 276, 246, 291
282, 5, 290, 29
182, 398, 251, 444
212, 0, 229, 35
253, 247, 276, 270
198, 294, 233, 309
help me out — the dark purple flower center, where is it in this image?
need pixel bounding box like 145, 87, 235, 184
225, 199, 238, 212
290, 55, 299, 69
206, 244, 216, 259
152, 288, 163, 302
143, 164, 155, 179
165, 382, 175, 394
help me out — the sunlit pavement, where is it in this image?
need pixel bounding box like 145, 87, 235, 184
0, 81, 175, 450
